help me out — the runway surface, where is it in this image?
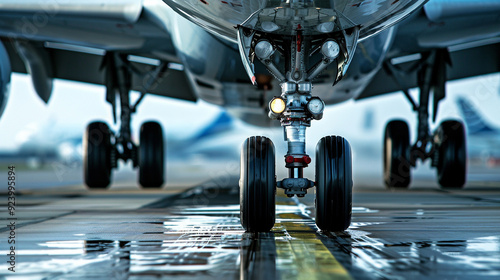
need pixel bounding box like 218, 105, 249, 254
1, 170, 500, 279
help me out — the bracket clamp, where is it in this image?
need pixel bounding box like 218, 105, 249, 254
277, 178, 314, 197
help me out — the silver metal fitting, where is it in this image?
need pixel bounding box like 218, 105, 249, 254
298, 82, 312, 93
255, 40, 275, 60
285, 125, 307, 156
281, 82, 297, 94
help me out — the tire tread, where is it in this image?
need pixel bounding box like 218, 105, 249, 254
84, 121, 112, 189
384, 120, 411, 189
139, 121, 165, 188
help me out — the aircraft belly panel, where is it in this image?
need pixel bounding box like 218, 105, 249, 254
162, 0, 426, 42
0, 0, 143, 23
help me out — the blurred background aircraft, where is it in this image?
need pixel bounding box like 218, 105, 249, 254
456, 97, 500, 167
1, 71, 499, 189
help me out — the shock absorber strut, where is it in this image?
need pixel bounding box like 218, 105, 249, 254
267, 36, 329, 196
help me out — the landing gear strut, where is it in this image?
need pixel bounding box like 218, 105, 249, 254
237, 7, 360, 232
83, 53, 166, 189
384, 49, 467, 189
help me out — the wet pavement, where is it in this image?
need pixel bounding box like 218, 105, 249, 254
1, 178, 500, 279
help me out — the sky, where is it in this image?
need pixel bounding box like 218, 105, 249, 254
0, 72, 499, 151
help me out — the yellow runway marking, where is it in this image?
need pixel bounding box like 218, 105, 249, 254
274, 204, 352, 280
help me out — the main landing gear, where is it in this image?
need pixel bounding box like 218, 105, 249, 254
237, 10, 360, 232
383, 49, 466, 189
83, 53, 165, 189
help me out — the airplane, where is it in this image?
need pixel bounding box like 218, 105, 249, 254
0, 0, 499, 233
456, 97, 500, 166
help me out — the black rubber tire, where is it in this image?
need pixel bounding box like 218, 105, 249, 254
83, 121, 112, 189
240, 136, 276, 232
139, 121, 165, 188
383, 120, 411, 189
315, 136, 353, 232
435, 120, 467, 189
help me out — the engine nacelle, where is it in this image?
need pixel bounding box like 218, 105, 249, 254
14, 41, 53, 103
0, 41, 11, 119
424, 0, 500, 21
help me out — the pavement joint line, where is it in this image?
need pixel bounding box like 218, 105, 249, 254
434, 189, 500, 204
0, 211, 76, 233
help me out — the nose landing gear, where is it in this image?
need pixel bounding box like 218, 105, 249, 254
237, 10, 360, 232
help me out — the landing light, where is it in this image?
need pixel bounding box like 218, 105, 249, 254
270, 97, 286, 114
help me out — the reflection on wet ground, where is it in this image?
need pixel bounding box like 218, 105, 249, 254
1, 181, 500, 279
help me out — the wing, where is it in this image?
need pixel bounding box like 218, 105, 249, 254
0, 0, 196, 102
357, 1, 500, 100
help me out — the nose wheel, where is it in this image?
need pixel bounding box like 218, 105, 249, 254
240, 136, 276, 232
239, 135, 354, 233
315, 136, 353, 232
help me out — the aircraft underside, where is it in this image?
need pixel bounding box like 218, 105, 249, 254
79, 0, 468, 233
